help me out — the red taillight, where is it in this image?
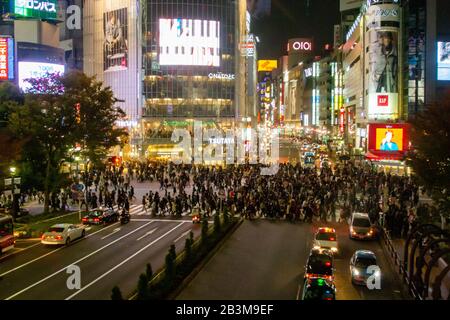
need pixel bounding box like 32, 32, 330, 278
41, 235, 45, 240
325, 262, 331, 267
94, 218, 100, 222
55, 235, 63, 240
329, 238, 336, 241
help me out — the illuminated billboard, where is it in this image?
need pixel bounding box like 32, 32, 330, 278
438, 42, 450, 81
18, 61, 65, 92
368, 123, 410, 158
366, 3, 400, 119
104, 8, 128, 72
159, 18, 221, 67
12, 0, 58, 20
258, 60, 277, 72
287, 38, 313, 53
0, 37, 14, 81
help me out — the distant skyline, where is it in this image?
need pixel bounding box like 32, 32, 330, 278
252, 0, 340, 59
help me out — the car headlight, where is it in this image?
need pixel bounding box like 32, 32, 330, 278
374, 270, 381, 277
353, 269, 360, 276
313, 245, 321, 250
331, 247, 338, 252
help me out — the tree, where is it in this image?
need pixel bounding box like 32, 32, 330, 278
8, 71, 127, 213
136, 273, 148, 300
214, 212, 221, 234
164, 250, 176, 283
201, 218, 209, 243
408, 93, 450, 220
111, 286, 123, 300
146, 263, 153, 280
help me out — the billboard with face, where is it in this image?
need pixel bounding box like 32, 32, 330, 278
366, 3, 401, 119
368, 123, 410, 158
104, 8, 128, 72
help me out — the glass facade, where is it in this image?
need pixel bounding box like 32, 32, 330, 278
142, 0, 236, 119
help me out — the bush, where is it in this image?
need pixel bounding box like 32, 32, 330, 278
146, 263, 153, 280
164, 251, 176, 284
214, 213, 221, 234
111, 286, 123, 300
136, 274, 148, 300
184, 238, 192, 262
201, 218, 209, 243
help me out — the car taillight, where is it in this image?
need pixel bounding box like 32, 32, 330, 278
94, 218, 100, 222
325, 262, 331, 267
55, 235, 63, 240
329, 238, 336, 241
41, 234, 45, 240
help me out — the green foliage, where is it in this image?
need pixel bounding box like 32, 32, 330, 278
164, 251, 176, 282
146, 263, 153, 280
111, 286, 123, 300
201, 217, 209, 243
136, 274, 148, 300
408, 95, 450, 218
5, 71, 128, 212
214, 213, 221, 234
184, 237, 192, 262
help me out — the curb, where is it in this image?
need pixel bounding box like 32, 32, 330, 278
169, 218, 244, 300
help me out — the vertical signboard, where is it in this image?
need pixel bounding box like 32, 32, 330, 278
0, 37, 14, 81
104, 8, 128, 72
366, 3, 401, 119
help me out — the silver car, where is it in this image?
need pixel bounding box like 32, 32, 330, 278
350, 250, 381, 285
41, 224, 86, 246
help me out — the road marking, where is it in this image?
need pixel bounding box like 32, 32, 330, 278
174, 230, 191, 243
100, 228, 121, 240
0, 223, 119, 277
0, 242, 41, 261
4, 221, 154, 300
136, 228, 158, 241
65, 222, 185, 300
132, 219, 192, 223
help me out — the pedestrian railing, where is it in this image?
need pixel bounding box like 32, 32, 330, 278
380, 227, 423, 300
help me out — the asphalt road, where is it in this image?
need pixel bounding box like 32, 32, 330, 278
0, 215, 200, 300
177, 219, 409, 300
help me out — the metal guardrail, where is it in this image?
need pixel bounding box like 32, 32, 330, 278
380, 227, 423, 300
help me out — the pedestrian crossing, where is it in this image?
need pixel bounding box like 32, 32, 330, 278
107, 204, 192, 217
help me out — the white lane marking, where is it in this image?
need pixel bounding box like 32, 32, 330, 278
174, 230, 191, 243
100, 228, 121, 240
132, 219, 192, 223
136, 228, 158, 241
4, 221, 154, 300
65, 222, 185, 300
0, 223, 119, 277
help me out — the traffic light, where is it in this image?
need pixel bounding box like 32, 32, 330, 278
75, 103, 81, 124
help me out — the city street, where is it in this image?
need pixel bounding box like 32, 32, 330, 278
177, 219, 408, 300
0, 211, 200, 300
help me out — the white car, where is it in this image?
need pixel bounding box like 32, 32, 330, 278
41, 224, 86, 246
312, 227, 338, 254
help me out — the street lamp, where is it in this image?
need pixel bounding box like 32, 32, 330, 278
9, 167, 16, 175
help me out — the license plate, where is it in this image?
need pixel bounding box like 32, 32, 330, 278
89, 219, 93, 222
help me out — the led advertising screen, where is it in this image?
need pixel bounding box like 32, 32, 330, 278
368, 123, 410, 158
12, 0, 58, 20
104, 8, 128, 72
437, 42, 450, 81
258, 60, 277, 72
159, 18, 220, 67
0, 37, 14, 81
18, 61, 65, 92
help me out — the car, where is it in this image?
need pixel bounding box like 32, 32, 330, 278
349, 212, 376, 240
301, 278, 336, 300
82, 208, 119, 225
313, 227, 338, 254
350, 250, 381, 286
304, 249, 335, 282
41, 224, 86, 246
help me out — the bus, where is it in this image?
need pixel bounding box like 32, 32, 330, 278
0, 214, 15, 255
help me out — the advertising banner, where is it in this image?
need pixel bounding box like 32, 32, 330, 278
258, 60, 277, 72
366, 3, 401, 119
438, 42, 450, 81
18, 61, 65, 91
12, 0, 58, 20
159, 18, 221, 67
104, 8, 128, 72
0, 37, 14, 81
368, 123, 410, 159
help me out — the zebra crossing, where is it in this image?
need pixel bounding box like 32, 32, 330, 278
108, 204, 192, 217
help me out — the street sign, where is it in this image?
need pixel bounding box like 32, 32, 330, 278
13, 178, 21, 184
4, 178, 12, 186
14, 188, 20, 195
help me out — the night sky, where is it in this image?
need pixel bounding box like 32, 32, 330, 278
252, 0, 341, 59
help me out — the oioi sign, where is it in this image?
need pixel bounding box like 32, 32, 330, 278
13, 0, 58, 20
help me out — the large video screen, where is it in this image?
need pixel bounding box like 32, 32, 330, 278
368, 123, 410, 155
159, 18, 220, 67
18, 61, 65, 92
104, 8, 128, 72
437, 42, 450, 81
